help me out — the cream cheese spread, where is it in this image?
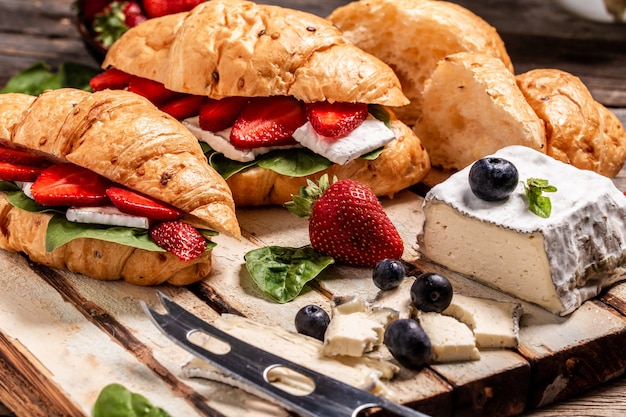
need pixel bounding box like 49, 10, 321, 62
418, 145, 626, 316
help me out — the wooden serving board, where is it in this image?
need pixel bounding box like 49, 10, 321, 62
2, 188, 626, 417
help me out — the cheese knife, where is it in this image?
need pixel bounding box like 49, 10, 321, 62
142, 291, 432, 417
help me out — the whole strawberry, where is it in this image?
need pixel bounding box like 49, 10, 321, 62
286, 175, 403, 267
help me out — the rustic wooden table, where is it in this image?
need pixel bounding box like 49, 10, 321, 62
0, 1, 625, 416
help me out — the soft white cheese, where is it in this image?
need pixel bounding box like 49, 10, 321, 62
66, 206, 150, 229
418, 145, 626, 316
323, 297, 397, 358
443, 293, 523, 349
14, 181, 33, 199
418, 312, 480, 362
183, 116, 302, 162
292, 115, 395, 165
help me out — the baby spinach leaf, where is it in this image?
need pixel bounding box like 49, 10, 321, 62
245, 246, 334, 303
93, 383, 171, 417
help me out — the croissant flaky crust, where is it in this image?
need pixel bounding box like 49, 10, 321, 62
0, 88, 241, 285
103, 0, 408, 106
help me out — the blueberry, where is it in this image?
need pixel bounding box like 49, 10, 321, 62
468, 157, 519, 201
294, 305, 330, 341
410, 273, 453, 313
384, 319, 432, 370
372, 259, 406, 290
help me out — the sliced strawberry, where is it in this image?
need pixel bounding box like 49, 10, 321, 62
106, 186, 184, 221
0, 146, 46, 166
198, 96, 248, 132
230, 97, 306, 150
159, 95, 203, 120
150, 221, 207, 261
0, 161, 45, 182
90, 67, 133, 91
305, 101, 368, 139
127, 76, 180, 106
30, 164, 112, 207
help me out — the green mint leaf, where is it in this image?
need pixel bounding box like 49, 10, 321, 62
523, 177, 557, 218
245, 246, 334, 303
368, 104, 392, 128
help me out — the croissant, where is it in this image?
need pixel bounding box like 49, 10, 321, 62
99, 0, 431, 206
0, 88, 240, 285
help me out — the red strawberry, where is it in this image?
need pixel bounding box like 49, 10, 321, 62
305, 101, 368, 139
143, 0, 206, 18
0, 146, 46, 166
93, 1, 148, 48
127, 76, 180, 106
81, 0, 114, 21
0, 162, 45, 182
159, 95, 203, 120
90, 67, 133, 91
106, 187, 184, 221
198, 96, 248, 132
150, 221, 207, 261
30, 164, 112, 207
230, 97, 306, 150
286, 175, 403, 267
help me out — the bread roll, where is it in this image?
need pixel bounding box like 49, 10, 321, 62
516, 69, 626, 178
328, 0, 513, 125
104, 0, 408, 106
226, 114, 430, 206
413, 52, 545, 171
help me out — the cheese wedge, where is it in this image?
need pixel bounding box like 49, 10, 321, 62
418, 145, 626, 316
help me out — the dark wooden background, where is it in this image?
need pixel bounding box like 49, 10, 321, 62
0, 1, 625, 416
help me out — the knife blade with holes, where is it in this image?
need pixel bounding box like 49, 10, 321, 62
141, 291, 432, 417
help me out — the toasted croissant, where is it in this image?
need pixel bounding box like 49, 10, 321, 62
103, 0, 408, 106
0, 89, 239, 237
0, 88, 240, 286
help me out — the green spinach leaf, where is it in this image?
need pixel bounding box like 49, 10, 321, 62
245, 246, 334, 303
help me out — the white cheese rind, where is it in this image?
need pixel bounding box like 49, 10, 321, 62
418, 312, 480, 362
443, 293, 522, 348
418, 145, 626, 316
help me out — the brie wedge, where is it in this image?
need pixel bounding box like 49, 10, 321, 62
418, 145, 626, 316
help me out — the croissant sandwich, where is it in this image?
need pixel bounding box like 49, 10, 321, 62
93, 0, 431, 206
0, 88, 240, 286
